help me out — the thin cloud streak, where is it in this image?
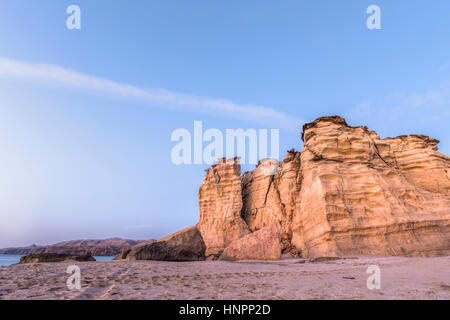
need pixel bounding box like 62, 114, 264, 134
350, 80, 450, 120
346, 79, 450, 155
0, 56, 303, 132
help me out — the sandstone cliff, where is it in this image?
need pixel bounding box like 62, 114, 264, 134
196, 116, 450, 259
113, 116, 450, 261
292, 116, 450, 257
197, 157, 251, 256
241, 153, 302, 255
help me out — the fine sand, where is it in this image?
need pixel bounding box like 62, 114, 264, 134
0, 256, 449, 300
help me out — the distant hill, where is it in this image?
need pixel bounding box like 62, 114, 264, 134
0, 238, 148, 256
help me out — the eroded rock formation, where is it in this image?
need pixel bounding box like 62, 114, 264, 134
197, 116, 450, 259
113, 116, 449, 261
125, 226, 206, 261
197, 158, 251, 256
292, 116, 450, 257
241, 154, 302, 255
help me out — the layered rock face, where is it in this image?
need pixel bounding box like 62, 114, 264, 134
292, 116, 450, 257
197, 158, 250, 256
197, 116, 450, 259
105, 116, 450, 261
241, 154, 302, 254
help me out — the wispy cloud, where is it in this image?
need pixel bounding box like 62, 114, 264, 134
0, 56, 303, 132
346, 79, 450, 154
350, 80, 450, 120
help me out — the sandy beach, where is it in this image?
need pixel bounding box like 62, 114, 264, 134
0, 255, 449, 300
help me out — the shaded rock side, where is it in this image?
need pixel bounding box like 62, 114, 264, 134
197, 158, 251, 255
241, 153, 302, 254
113, 248, 131, 260
291, 116, 450, 258
19, 253, 96, 264
113, 239, 157, 260
219, 224, 282, 261
126, 226, 206, 261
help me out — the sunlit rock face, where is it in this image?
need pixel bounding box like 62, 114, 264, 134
197, 116, 450, 259
197, 157, 251, 256
291, 116, 450, 258
241, 154, 302, 254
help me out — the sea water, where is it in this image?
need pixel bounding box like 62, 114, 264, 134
0, 254, 24, 266
93, 256, 114, 262
0, 254, 114, 266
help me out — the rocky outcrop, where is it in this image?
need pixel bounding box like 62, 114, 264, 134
220, 224, 282, 261
19, 253, 96, 264
91, 115, 450, 262
292, 116, 450, 257
241, 153, 302, 255
113, 248, 132, 260
0, 238, 146, 256
195, 116, 450, 259
113, 239, 157, 260
5, 116, 448, 262
125, 227, 206, 261
197, 158, 251, 255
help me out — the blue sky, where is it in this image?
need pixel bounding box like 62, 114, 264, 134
1, 1, 449, 247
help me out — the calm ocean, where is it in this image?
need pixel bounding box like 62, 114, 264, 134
0, 254, 24, 266
0, 254, 114, 266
